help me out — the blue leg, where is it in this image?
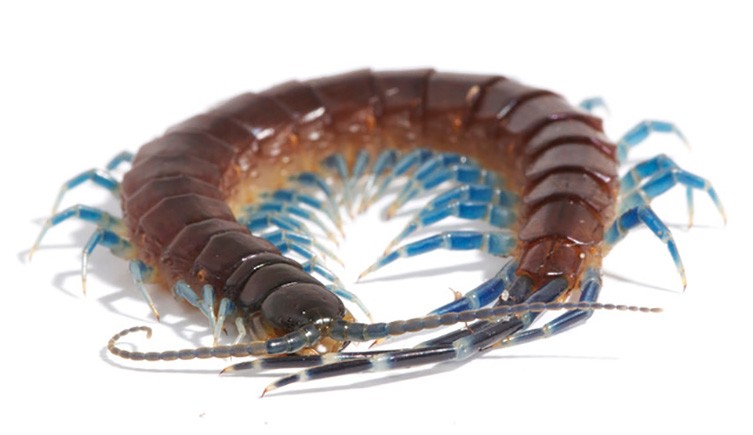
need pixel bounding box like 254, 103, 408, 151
362, 148, 434, 210
48, 151, 133, 215
288, 172, 339, 213
30, 205, 123, 259
298, 259, 372, 322
173, 281, 234, 345
358, 149, 398, 212
347, 150, 371, 200
496, 268, 602, 347
617, 120, 688, 162
321, 153, 350, 205
619, 154, 726, 226
430, 260, 518, 315
260, 189, 342, 230
578, 97, 609, 114
241, 211, 314, 239
386, 153, 480, 217
387, 200, 516, 251
359, 231, 515, 280
81, 229, 133, 293
128, 259, 161, 320
604, 205, 686, 288
50, 169, 120, 215
425, 184, 517, 212
262, 230, 343, 266
246, 201, 339, 243
386, 164, 501, 217
104, 151, 134, 170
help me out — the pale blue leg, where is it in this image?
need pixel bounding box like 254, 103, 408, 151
260, 188, 341, 230
30, 205, 122, 258
359, 149, 397, 212
341, 150, 370, 213
497, 268, 602, 347
246, 201, 338, 243
241, 211, 314, 239
215, 297, 236, 343
321, 153, 349, 204
387, 164, 503, 216
288, 172, 338, 212
105, 151, 134, 170
364, 148, 434, 208
50, 169, 119, 215
359, 231, 515, 279
619, 154, 726, 226
578, 97, 609, 114
617, 120, 688, 162
298, 259, 372, 322
604, 205, 686, 288
263, 230, 343, 266
299, 259, 345, 290
426, 184, 517, 212
387, 201, 516, 250
173, 281, 229, 344
386, 155, 482, 216
128, 259, 161, 320
81, 229, 132, 293
49, 151, 133, 214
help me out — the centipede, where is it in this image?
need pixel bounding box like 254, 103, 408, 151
31, 69, 724, 395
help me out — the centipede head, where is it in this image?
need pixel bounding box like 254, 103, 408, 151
242, 282, 354, 354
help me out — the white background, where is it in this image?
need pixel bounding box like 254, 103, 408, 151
2, 1, 750, 433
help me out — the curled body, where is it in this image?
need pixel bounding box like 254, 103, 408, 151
35, 68, 724, 393
124, 69, 613, 311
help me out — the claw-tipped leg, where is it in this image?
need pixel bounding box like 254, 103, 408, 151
617, 120, 689, 162
359, 231, 514, 281
605, 205, 686, 289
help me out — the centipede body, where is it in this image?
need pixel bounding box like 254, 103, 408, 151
29, 67, 726, 395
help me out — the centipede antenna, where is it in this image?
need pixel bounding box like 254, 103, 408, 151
108, 324, 323, 362
327, 301, 662, 343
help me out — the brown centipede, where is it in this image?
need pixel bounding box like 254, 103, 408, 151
31, 69, 724, 394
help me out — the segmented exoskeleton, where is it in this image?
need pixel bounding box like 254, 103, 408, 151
32, 69, 723, 394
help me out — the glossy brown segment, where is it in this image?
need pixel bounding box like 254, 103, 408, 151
373, 69, 433, 147
524, 143, 617, 183
524, 172, 612, 214
121, 155, 222, 199
239, 263, 322, 310
262, 81, 329, 148
167, 113, 256, 155
518, 199, 604, 245
136, 194, 236, 263
191, 231, 279, 291
212, 93, 297, 160
160, 218, 248, 284
261, 283, 345, 331
123, 175, 224, 229
423, 72, 502, 144
309, 69, 381, 137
